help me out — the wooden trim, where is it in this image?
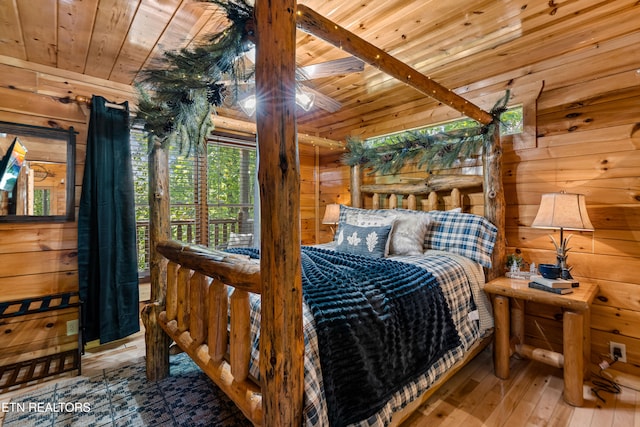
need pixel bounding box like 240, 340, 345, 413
296, 5, 493, 125
0, 54, 136, 98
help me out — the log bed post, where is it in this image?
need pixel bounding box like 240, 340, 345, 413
350, 164, 362, 208
484, 125, 506, 281
255, 0, 304, 425
142, 138, 171, 381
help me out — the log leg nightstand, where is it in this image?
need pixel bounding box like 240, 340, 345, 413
484, 277, 599, 407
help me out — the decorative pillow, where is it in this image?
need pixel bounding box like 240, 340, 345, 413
227, 232, 253, 248
334, 223, 393, 258
334, 205, 396, 241
424, 210, 497, 268
388, 211, 432, 256
344, 210, 397, 256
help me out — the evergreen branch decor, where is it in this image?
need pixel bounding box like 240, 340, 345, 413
135, 0, 254, 154
343, 90, 510, 174
135, 0, 509, 168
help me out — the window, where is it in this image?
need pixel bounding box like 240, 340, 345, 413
499, 106, 524, 135
130, 128, 150, 272
367, 105, 523, 146
206, 139, 256, 248
131, 129, 257, 274
33, 188, 51, 215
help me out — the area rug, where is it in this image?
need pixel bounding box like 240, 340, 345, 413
2, 353, 252, 426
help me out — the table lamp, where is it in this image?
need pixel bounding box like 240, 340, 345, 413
322, 203, 340, 238
531, 192, 594, 279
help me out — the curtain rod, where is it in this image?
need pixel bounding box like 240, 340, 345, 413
74, 95, 127, 110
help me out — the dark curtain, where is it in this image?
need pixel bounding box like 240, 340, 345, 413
78, 96, 139, 345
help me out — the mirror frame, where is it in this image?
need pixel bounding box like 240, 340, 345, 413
0, 121, 76, 222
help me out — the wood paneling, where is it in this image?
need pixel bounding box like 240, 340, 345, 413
83, 0, 139, 80
16, 0, 57, 67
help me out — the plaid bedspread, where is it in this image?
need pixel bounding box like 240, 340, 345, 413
241, 247, 492, 427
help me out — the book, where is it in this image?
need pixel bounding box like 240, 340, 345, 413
528, 281, 573, 294
530, 275, 577, 289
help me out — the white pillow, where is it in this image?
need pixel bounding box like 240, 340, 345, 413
388, 211, 432, 255
227, 232, 253, 248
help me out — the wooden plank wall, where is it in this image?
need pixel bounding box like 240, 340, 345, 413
0, 58, 133, 369
318, 36, 640, 376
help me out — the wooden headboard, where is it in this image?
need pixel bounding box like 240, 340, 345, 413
348, 164, 504, 281
356, 174, 483, 212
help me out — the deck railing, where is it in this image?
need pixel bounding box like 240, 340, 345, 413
136, 218, 246, 273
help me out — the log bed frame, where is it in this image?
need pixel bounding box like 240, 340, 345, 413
141, 2, 506, 426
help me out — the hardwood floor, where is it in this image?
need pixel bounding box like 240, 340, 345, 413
405, 348, 640, 427
2, 325, 639, 427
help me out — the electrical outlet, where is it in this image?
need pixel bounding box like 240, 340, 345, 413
66, 319, 79, 336
610, 341, 627, 363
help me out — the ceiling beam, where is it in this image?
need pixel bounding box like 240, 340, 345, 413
212, 115, 345, 150
295, 5, 494, 125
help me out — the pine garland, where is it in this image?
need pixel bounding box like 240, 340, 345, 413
136, 0, 509, 168
135, 0, 254, 155
342, 91, 511, 174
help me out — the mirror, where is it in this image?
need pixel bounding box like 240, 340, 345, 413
0, 121, 76, 222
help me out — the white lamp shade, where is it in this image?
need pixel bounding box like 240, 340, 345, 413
531, 192, 594, 231
322, 203, 340, 225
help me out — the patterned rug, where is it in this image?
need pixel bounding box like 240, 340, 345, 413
2, 353, 252, 426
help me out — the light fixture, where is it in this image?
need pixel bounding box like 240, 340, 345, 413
531, 192, 594, 279
322, 203, 340, 238
239, 87, 315, 116
239, 94, 257, 116
295, 87, 315, 111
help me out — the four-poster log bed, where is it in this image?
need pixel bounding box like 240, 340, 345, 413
141, 1, 506, 426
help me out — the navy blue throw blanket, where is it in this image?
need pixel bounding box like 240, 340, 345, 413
228, 246, 461, 426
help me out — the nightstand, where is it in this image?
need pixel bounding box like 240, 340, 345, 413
484, 276, 599, 406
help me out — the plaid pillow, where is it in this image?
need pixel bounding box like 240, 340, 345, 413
424, 210, 497, 268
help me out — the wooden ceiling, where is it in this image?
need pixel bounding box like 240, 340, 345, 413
0, 0, 637, 141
